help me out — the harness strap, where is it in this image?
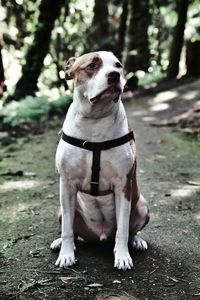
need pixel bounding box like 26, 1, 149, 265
61, 131, 135, 151
61, 131, 135, 196
91, 150, 101, 196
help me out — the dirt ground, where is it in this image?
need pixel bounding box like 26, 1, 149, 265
0, 83, 200, 300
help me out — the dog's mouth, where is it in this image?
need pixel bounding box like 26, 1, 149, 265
89, 86, 122, 104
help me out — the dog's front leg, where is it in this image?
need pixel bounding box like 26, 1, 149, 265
114, 190, 133, 270
55, 177, 76, 268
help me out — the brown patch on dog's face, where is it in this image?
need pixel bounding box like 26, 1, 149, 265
123, 161, 140, 203
65, 53, 103, 86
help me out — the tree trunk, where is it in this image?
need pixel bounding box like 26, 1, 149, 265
93, 0, 109, 38
167, 0, 189, 79
185, 41, 200, 77
0, 34, 5, 98
124, 0, 151, 73
117, 0, 128, 61
5, 0, 65, 103
85, 0, 110, 52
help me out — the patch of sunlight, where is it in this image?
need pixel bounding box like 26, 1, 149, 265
2, 202, 35, 222
150, 103, 170, 112
151, 91, 178, 104
194, 212, 200, 222
0, 180, 43, 191
135, 70, 145, 78
15, 0, 23, 5
36, 87, 60, 99
171, 184, 200, 198
2, 49, 22, 89
59, 70, 65, 79
0, 7, 6, 21
182, 90, 198, 100
9, 26, 18, 36
57, 27, 64, 34
131, 110, 147, 116
142, 116, 156, 122
43, 54, 52, 66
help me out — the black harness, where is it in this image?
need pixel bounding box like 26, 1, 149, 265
61, 131, 135, 196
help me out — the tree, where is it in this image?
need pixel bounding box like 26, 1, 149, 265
167, 0, 189, 79
85, 0, 110, 52
186, 41, 200, 77
124, 0, 151, 73
116, 0, 128, 61
5, 0, 65, 103
0, 33, 5, 98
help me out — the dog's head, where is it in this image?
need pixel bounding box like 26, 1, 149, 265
65, 51, 125, 104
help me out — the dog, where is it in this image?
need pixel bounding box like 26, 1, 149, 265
50, 51, 149, 270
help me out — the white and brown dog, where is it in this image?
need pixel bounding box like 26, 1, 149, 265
50, 51, 149, 270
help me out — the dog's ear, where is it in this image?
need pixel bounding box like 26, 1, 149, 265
64, 57, 76, 80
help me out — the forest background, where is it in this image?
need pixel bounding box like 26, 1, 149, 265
0, 0, 200, 135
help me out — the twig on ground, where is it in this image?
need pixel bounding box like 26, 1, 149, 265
150, 266, 159, 274
158, 274, 191, 284
21, 267, 84, 275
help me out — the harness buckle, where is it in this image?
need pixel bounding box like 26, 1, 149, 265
91, 181, 99, 185
82, 140, 89, 148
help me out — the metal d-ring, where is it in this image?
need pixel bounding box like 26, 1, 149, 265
82, 140, 88, 148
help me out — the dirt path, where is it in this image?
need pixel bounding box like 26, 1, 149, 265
0, 87, 200, 300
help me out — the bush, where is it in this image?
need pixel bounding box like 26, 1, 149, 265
0, 95, 72, 129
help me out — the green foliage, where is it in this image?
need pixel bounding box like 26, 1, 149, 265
186, 1, 200, 42
138, 67, 164, 86
48, 95, 72, 115
0, 95, 72, 128
1, 0, 200, 99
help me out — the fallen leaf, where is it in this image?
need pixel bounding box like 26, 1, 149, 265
60, 276, 77, 283
88, 283, 103, 287
112, 280, 121, 284
152, 155, 166, 161
23, 172, 36, 177
46, 193, 55, 199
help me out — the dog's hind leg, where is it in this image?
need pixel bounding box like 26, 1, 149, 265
50, 207, 62, 251
129, 193, 149, 251
50, 238, 62, 251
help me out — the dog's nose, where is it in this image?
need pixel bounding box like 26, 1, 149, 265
107, 71, 120, 79
107, 71, 120, 85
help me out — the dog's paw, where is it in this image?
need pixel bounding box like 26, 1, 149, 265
130, 236, 148, 251
114, 250, 133, 270
50, 238, 62, 251
55, 251, 76, 268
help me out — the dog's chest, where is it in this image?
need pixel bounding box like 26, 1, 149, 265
57, 140, 131, 192
77, 191, 116, 238
57, 141, 132, 239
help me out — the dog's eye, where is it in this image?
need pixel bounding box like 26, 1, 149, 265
88, 62, 96, 69
115, 62, 122, 68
